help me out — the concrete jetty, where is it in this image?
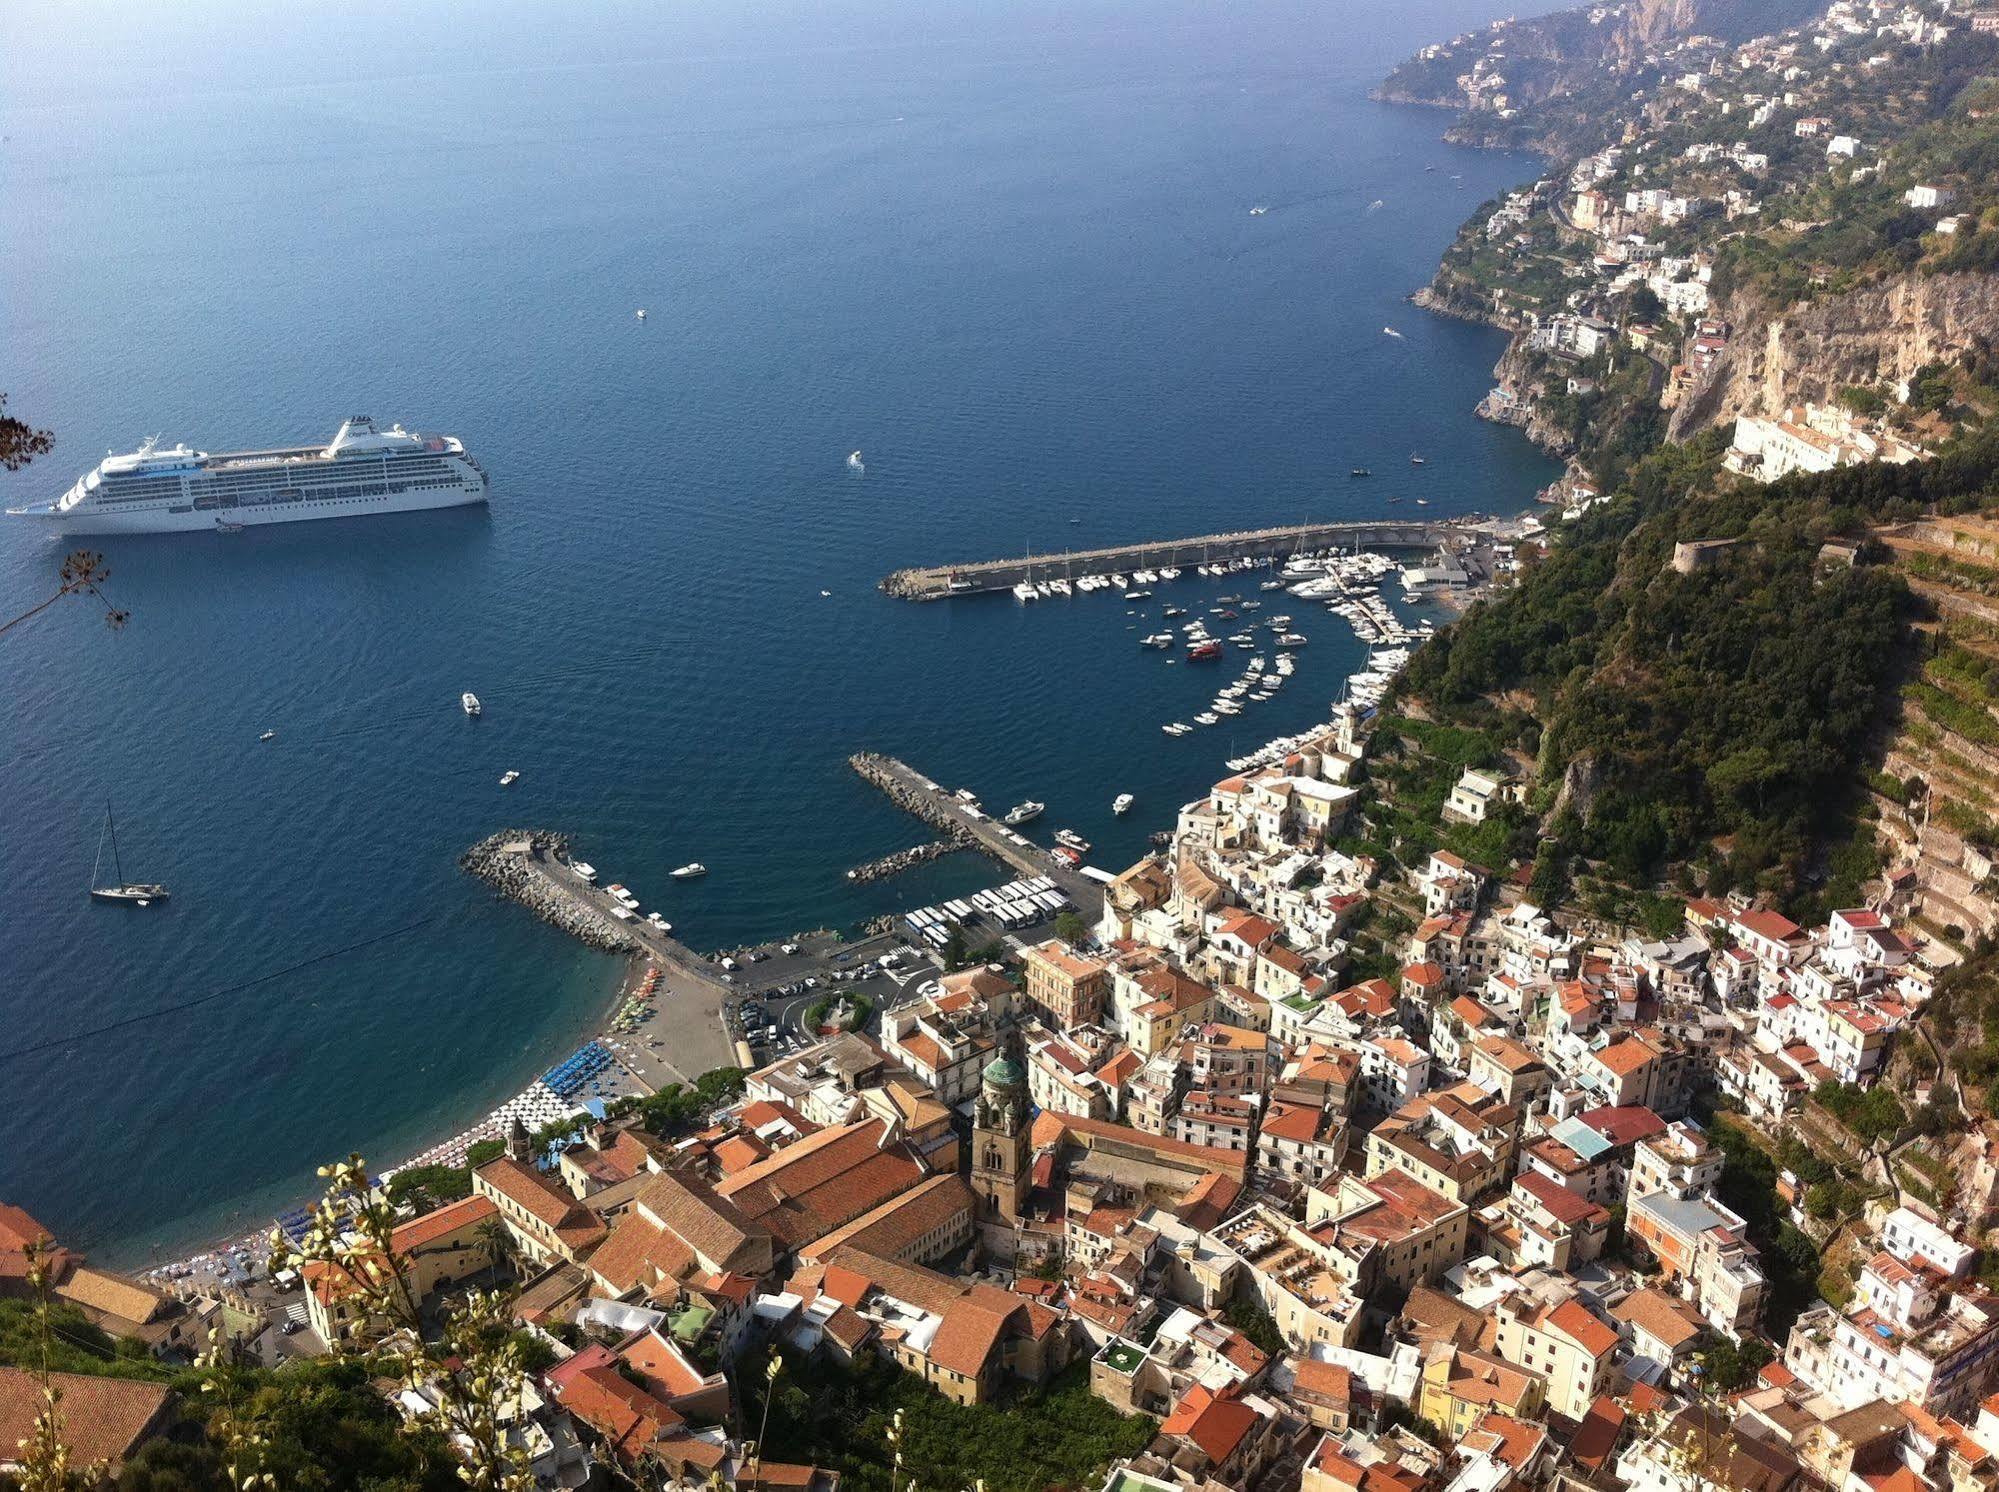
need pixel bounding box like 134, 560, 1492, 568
880, 519, 1451, 600
849, 753, 1105, 922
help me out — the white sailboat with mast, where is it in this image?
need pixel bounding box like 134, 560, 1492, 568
89, 803, 168, 905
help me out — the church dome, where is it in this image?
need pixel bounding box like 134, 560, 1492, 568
982, 1055, 1025, 1091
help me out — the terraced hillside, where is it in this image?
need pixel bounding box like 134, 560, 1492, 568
1877, 516, 1999, 950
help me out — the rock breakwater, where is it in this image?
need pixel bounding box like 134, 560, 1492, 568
845, 837, 970, 885
461, 830, 640, 954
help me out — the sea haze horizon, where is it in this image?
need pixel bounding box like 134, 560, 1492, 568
0, 0, 1562, 1264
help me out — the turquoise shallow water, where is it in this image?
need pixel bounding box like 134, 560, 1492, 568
0, 0, 1559, 1263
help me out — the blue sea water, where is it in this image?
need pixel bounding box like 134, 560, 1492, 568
0, 0, 1560, 1262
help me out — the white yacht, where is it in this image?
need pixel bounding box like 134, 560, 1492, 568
570, 861, 598, 882
499, 770, 520, 787
461, 692, 481, 717
10, 417, 488, 535
1112, 793, 1133, 815
670, 862, 707, 879
1013, 581, 1038, 602
1005, 801, 1045, 825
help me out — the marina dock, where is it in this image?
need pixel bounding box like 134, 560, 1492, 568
850, 753, 1107, 922
880, 519, 1452, 600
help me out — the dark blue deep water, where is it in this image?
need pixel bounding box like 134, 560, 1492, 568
0, 0, 1560, 1261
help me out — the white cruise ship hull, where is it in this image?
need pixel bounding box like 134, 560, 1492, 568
11, 484, 486, 535
7, 417, 489, 537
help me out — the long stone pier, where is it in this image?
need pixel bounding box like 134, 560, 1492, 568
880, 519, 1451, 600
849, 753, 1106, 922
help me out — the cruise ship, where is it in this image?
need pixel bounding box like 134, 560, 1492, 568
6, 416, 488, 535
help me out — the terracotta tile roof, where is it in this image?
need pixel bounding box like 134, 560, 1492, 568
1474, 1036, 1544, 1074
54, 1266, 169, 1327
475, 1157, 608, 1253
1548, 1299, 1619, 1359
1737, 908, 1805, 944
715, 1133, 774, 1175
1403, 962, 1446, 989
1259, 1101, 1326, 1145
1217, 910, 1281, 947
1029, 1111, 1249, 1180
1175, 1171, 1243, 1231
1576, 1104, 1667, 1147
0, 1367, 173, 1469
1294, 1358, 1352, 1402
0, 1205, 55, 1254
549, 1359, 682, 1465
621, 1329, 712, 1401
716, 1119, 925, 1248
634, 1170, 770, 1274
390, 1195, 499, 1258
925, 1292, 1019, 1379
1569, 1395, 1626, 1471
590, 1211, 696, 1296
1591, 1037, 1659, 1078
800, 1173, 973, 1263
1612, 1287, 1704, 1351
1513, 1171, 1606, 1228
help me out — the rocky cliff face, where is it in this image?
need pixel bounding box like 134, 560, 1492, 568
1669, 273, 1999, 439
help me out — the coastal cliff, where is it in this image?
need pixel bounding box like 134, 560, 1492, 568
1373, 0, 1822, 154
1669, 273, 1999, 440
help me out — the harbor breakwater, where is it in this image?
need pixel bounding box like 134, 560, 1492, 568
849, 753, 966, 835
460, 830, 641, 954
880, 519, 1450, 599
846, 837, 970, 885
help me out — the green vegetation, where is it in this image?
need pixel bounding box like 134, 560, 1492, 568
1222, 1296, 1286, 1357
758, 1354, 1155, 1492
1404, 422, 1999, 912
1695, 1333, 1774, 1393
1707, 1114, 1834, 1335
1054, 910, 1089, 946
384, 1163, 475, 1213
462, 1139, 505, 1168
0, 1318, 461, 1492
1811, 1080, 1907, 1145
606, 1065, 747, 1137
0, 1300, 163, 1382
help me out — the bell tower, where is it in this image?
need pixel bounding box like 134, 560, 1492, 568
970, 1052, 1030, 1224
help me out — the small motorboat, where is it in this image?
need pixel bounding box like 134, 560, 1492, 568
1416, 498, 1430, 506
1350, 468, 1371, 478
259, 730, 276, 742
1382, 327, 1403, 339
646, 912, 673, 932
571, 861, 598, 882
1006, 801, 1045, 825
1112, 793, 1134, 815
635, 308, 647, 320
847, 450, 864, 471
1410, 454, 1426, 465
499, 770, 521, 787
820, 589, 832, 597
462, 692, 482, 717
671, 863, 708, 879
1054, 829, 1091, 852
